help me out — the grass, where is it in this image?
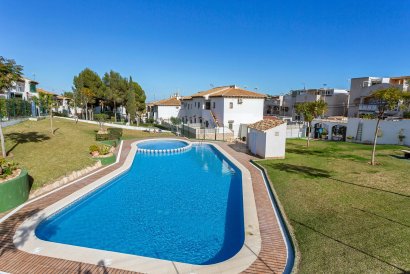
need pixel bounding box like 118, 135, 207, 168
2, 117, 174, 190
258, 139, 410, 273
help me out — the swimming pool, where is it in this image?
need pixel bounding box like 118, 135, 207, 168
35, 140, 245, 265
137, 139, 189, 150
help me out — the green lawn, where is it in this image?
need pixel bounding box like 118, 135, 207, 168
2, 118, 173, 190
259, 139, 410, 273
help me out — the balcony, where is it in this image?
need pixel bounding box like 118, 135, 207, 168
358, 104, 378, 112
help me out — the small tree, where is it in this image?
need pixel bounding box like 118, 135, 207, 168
0, 56, 23, 157
368, 87, 404, 165
39, 93, 57, 135
295, 100, 328, 148
94, 113, 109, 132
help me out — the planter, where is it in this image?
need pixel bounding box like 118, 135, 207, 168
0, 169, 29, 213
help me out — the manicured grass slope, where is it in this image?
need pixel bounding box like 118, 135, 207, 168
259, 139, 410, 273
3, 118, 173, 190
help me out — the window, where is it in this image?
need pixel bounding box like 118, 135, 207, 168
238, 98, 243, 104
30, 83, 37, 93
228, 122, 233, 130
198, 102, 200, 109
213, 102, 215, 109
229, 102, 233, 109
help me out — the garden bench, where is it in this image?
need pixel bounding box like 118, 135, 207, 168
401, 150, 410, 159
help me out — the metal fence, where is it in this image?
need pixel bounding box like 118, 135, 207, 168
160, 119, 237, 141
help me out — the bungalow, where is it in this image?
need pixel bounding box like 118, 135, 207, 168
179, 85, 266, 137
147, 94, 181, 122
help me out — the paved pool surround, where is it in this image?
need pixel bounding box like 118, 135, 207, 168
13, 139, 262, 274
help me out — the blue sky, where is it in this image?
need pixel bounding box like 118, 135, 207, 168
1, 0, 409, 101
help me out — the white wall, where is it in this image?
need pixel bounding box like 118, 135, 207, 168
248, 123, 287, 158
156, 105, 180, 121
223, 98, 264, 137
346, 118, 410, 146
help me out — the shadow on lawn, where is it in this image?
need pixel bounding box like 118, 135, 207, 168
291, 218, 408, 273
5, 132, 50, 156
268, 163, 410, 197
267, 163, 331, 179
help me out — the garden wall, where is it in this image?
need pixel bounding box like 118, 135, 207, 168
346, 118, 410, 146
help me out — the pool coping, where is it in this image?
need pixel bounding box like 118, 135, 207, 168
12, 139, 262, 274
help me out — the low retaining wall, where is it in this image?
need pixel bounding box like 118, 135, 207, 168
0, 169, 29, 212
29, 161, 102, 199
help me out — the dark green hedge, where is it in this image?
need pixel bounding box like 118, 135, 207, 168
0, 169, 29, 212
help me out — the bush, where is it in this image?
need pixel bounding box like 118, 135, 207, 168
89, 144, 111, 156
107, 128, 123, 139
98, 144, 111, 155
403, 112, 410, 119
0, 158, 19, 178
89, 144, 99, 153
52, 111, 68, 117
95, 133, 111, 141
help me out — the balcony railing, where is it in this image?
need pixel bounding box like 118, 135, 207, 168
358, 104, 378, 112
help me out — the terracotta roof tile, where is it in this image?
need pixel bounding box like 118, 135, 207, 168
210, 87, 266, 98
248, 119, 285, 131
152, 97, 181, 106
190, 85, 266, 98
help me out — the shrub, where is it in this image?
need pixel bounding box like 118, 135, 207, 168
89, 144, 112, 156
89, 144, 99, 153
107, 128, 123, 139
52, 111, 68, 117
98, 144, 111, 155
95, 133, 111, 141
0, 158, 19, 178
403, 112, 410, 119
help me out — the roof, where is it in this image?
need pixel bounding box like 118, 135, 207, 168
210, 87, 266, 98
190, 85, 266, 99
152, 97, 181, 106
190, 86, 230, 98
56, 95, 71, 100
248, 119, 285, 132
37, 88, 57, 96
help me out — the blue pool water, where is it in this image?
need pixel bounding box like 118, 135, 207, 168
35, 141, 244, 265
137, 139, 188, 150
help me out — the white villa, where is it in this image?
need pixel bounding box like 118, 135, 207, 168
147, 95, 182, 122
1, 77, 39, 100
179, 85, 266, 137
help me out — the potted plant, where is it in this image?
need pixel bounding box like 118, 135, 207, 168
0, 158, 29, 212
398, 129, 406, 145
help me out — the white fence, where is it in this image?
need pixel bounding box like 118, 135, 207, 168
286, 123, 306, 138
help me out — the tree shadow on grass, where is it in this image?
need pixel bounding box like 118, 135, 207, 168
267, 163, 331, 179
267, 163, 410, 198
5, 132, 50, 156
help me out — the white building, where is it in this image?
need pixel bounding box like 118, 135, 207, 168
179, 85, 266, 137
147, 95, 181, 122
247, 118, 286, 159
1, 77, 39, 100
348, 76, 410, 118
265, 88, 349, 120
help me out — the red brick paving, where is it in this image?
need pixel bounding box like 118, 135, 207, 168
0, 139, 288, 274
